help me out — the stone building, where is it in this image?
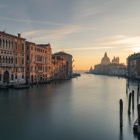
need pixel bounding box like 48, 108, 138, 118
93, 52, 126, 76
112, 56, 119, 64
54, 52, 73, 77
51, 55, 67, 80
127, 53, 140, 79
101, 52, 110, 65
0, 31, 26, 85
26, 42, 52, 83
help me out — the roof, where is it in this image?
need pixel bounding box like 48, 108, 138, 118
0, 31, 26, 40
54, 51, 72, 57
37, 43, 51, 47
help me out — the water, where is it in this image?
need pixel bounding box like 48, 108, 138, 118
0, 74, 139, 140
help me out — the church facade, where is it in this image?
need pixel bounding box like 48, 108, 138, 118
93, 52, 126, 76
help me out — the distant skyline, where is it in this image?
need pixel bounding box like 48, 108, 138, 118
1, 0, 140, 70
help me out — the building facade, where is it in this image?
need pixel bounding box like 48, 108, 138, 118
0, 31, 26, 85
127, 53, 140, 79
0, 31, 73, 86
26, 42, 52, 83
54, 52, 73, 77
101, 52, 110, 65
93, 52, 126, 76
51, 55, 67, 80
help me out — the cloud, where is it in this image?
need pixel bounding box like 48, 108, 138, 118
22, 25, 98, 42
57, 46, 113, 52
96, 35, 140, 50
0, 16, 66, 26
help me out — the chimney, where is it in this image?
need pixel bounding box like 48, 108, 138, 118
18, 33, 21, 38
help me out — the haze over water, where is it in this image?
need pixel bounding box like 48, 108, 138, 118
0, 74, 139, 140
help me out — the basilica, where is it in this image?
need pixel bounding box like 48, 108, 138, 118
101, 52, 119, 65
92, 52, 126, 76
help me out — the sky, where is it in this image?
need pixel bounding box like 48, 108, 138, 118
1, 0, 140, 70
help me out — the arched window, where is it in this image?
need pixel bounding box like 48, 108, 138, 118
11, 57, 13, 64
0, 74, 1, 81
6, 40, 7, 49
15, 42, 17, 50
9, 57, 10, 64
5, 57, 7, 63
9, 41, 10, 50
0, 39, 1, 47
11, 74, 14, 80
22, 43, 24, 51
15, 74, 17, 79
15, 57, 17, 64
11, 41, 13, 49
3, 56, 5, 63
1, 56, 3, 63
3, 39, 5, 48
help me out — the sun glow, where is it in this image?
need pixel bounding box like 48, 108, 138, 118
132, 47, 140, 53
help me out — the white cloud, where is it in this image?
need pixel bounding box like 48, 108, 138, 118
22, 25, 98, 42
96, 35, 140, 50
58, 46, 113, 51
0, 16, 66, 26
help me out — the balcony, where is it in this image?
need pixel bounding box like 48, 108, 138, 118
0, 63, 14, 67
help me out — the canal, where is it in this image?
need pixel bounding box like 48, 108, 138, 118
0, 74, 139, 140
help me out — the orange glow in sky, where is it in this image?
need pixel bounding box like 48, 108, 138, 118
1, 0, 140, 71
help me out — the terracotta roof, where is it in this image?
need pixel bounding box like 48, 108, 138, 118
0, 31, 26, 40
54, 51, 72, 56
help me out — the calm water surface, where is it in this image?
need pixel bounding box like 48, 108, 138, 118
0, 74, 140, 140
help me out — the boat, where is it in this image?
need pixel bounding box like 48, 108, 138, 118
0, 84, 9, 89
14, 84, 30, 89
72, 73, 81, 78
65, 77, 70, 80
133, 118, 138, 132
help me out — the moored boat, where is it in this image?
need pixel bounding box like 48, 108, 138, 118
14, 84, 30, 89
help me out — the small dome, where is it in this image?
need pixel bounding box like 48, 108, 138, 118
101, 52, 110, 65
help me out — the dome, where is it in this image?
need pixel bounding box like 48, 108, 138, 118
101, 52, 110, 65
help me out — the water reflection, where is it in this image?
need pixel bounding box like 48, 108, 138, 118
119, 128, 123, 140
1, 75, 140, 140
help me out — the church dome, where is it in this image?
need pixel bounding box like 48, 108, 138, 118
101, 52, 110, 65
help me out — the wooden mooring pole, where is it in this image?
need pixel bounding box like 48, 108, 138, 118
128, 93, 131, 114
120, 99, 123, 128
137, 84, 140, 104
132, 90, 134, 110
138, 104, 140, 132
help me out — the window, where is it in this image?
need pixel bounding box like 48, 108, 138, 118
0, 39, 1, 46
9, 57, 10, 64
11, 74, 14, 80
22, 58, 24, 64
27, 46, 30, 50
3, 39, 5, 48
11, 41, 13, 48
22, 43, 24, 51
0, 74, 1, 81
9, 41, 10, 49
22, 75, 24, 79
15, 75, 17, 79
6, 40, 7, 49
27, 55, 29, 60
15, 42, 17, 50
15, 57, 17, 64
11, 58, 13, 64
